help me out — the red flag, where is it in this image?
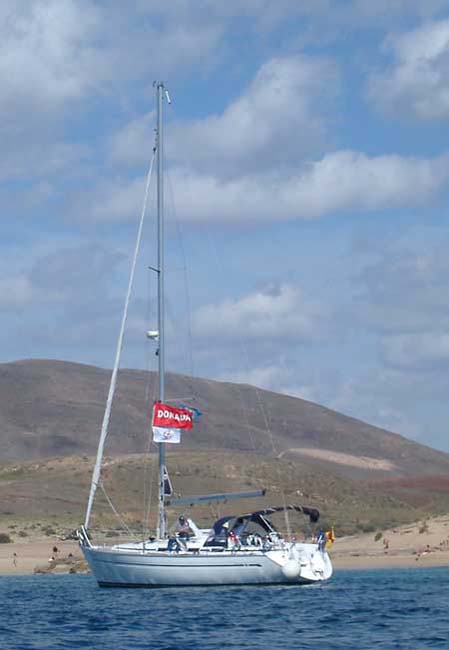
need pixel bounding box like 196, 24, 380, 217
152, 402, 193, 430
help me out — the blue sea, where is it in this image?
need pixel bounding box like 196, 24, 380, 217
0, 568, 447, 649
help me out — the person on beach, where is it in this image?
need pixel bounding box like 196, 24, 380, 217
13, 552, 17, 567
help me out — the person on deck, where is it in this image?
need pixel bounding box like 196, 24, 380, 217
177, 516, 194, 539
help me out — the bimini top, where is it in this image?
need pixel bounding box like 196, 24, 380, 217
211, 504, 320, 540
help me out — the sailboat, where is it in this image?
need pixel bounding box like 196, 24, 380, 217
78, 82, 333, 587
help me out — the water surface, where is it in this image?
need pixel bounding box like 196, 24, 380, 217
1, 568, 447, 649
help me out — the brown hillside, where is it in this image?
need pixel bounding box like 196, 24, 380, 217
0, 451, 425, 538
1, 359, 448, 482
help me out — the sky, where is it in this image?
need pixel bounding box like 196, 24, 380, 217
2, 0, 449, 452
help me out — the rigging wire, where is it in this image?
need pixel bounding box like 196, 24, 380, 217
199, 231, 257, 452
166, 166, 195, 380
142, 322, 159, 540
84, 143, 157, 531
162, 100, 195, 382
190, 227, 294, 538
142, 419, 158, 541
99, 483, 135, 539
140, 182, 159, 541
248, 379, 292, 540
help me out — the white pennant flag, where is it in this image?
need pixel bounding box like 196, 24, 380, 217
152, 426, 181, 444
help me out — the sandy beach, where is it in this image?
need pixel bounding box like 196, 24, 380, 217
1, 515, 449, 575
0, 539, 83, 576
331, 514, 449, 570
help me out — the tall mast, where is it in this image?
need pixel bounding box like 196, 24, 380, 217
156, 81, 167, 539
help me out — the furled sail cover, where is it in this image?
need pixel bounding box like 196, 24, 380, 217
163, 465, 173, 497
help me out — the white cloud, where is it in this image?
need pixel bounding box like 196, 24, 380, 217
342, 0, 448, 23
134, 0, 449, 26
109, 55, 338, 173
100, 50, 449, 225
192, 284, 324, 341
0, 1, 224, 115
368, 19, 449, 120
86, 149, 449, 225
353, 234, 449, 335
0, 244, 124, 314
168, 55, 338, 177
0, 141, 89, 182
216, 363, 320, 403
221, 364, 287, 389
0, 0, 105, 112
0, 273, 67, 310
109, 113, 155, 167
277, 150, 446, 217
0, 276, 35, 310
328, 374, 423, 438
0, 1, 103, 188
165, 150, 448, 223
383, 332, 449, 369
87, 176, 148, 223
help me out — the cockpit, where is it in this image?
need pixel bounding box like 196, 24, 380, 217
204, 505, 320, 549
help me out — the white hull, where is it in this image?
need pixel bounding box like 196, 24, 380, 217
82, 542, 332, 587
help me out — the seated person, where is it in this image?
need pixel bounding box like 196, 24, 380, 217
177, 515, 194, 539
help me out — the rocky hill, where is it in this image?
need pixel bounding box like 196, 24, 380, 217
1, 359, 448, 483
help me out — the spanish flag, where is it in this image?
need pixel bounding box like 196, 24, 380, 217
325, 528, 335, 548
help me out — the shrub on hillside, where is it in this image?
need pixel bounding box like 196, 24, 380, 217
374, 531, 383, 542
42, 527, 56, 536
419, 521, 429, 534
358, 522, 376, 534
0, 533, 12, 543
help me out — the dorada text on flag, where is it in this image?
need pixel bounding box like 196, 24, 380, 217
152, 402, 194, 429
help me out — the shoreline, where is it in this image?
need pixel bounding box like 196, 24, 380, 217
0, 539, 448, 577
332, 551, 449, 571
